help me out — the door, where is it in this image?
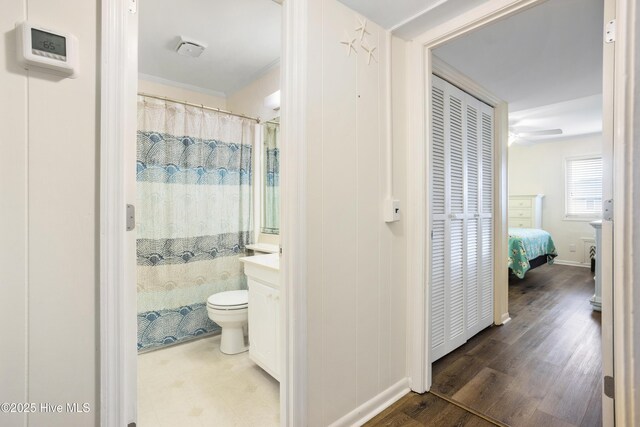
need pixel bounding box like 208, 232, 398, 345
430, 75, 494, 362
600, 0, 615, 423
248, 279, 279, 378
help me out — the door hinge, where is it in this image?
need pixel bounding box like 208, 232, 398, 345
126, 204, 136, 231
603, 199, 613, 221
604, 375, 615, 399
605, 19, 616, 43
128, 0, 137, 14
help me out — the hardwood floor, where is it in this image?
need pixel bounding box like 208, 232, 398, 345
367, 264, 602, 427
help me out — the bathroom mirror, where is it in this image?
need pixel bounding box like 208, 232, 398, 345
261, 117, 280, 235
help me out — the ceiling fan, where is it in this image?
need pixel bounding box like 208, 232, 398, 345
508, 127, 563, 145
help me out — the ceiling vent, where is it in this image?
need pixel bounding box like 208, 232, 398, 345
175, 37, 207, 58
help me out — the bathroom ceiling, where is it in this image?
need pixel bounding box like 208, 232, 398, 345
138, 0, 281, 97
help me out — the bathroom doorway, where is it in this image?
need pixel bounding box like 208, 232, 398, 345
99, 0, 309, 424
134, 0, 283, 425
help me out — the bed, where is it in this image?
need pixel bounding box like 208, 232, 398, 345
508, 228, 558, 279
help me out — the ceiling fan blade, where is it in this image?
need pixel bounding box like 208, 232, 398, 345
517, 129, 563, 137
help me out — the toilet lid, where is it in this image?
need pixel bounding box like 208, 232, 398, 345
207, 290, 248, 308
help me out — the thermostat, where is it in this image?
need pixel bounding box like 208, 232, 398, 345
16, 22, 79, 78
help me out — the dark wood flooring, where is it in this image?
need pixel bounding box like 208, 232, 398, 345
367, 264, 602, 427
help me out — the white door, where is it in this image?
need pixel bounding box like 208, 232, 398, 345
600, 0, 615, 423
464, 96, 494, 339
430, 75, 494, 362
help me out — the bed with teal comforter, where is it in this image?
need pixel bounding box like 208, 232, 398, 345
508, 228, 558, 279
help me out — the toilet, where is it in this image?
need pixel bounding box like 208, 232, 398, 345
206, 290, 249, 355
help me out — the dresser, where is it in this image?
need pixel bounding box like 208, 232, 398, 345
508, 194, 544, 229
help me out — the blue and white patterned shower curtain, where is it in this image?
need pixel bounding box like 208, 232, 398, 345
136, 96, 254, 351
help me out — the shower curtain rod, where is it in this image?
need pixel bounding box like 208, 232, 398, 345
138, 92, 279, 125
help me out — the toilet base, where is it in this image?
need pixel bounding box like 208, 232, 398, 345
219, 324, 248, 355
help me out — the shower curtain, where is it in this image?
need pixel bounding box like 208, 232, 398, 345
262, 121, 280, 234
136, 96, 254, 351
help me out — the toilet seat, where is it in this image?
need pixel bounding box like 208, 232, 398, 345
207, 290, 248, 310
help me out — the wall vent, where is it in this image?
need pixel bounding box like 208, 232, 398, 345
175, 37, 206, 58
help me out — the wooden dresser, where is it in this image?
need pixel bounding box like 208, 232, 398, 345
508, 194, 544, 229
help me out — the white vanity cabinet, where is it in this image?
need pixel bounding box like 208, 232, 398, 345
240, 253, 280, 381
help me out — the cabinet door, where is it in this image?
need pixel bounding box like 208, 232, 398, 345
271, 289, 280, 380
248, 280, 273, 369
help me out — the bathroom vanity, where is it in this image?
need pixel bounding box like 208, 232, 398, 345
240, 253, 280, 381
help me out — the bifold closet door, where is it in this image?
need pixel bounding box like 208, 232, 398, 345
430, 75, 494, 362
465, 94, 494, 339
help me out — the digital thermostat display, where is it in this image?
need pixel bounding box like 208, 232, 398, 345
31, 28, 66, 57
17, 21, 78, 77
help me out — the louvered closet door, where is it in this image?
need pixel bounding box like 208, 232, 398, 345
465, 97, 482, 338
478, 102, 494, 329
430, 76, 467, 361
430, 75, 494, 362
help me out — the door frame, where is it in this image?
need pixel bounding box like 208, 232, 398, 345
406, 0, 636, 425
99, 0, 309, 426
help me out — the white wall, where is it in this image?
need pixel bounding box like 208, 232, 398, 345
508, 133, 602, 265
138, 78, 227, 109
305, 1, 409, 425
227, 66, 280, 121
0, 0, 98, 426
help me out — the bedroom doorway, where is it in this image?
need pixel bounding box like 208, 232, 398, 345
406, 0, 617, 425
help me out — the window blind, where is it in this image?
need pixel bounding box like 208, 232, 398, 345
566, 156, 603, 218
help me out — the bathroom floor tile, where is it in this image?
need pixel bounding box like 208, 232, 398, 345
138, 335, 280, 427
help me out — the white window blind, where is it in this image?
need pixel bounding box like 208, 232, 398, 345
565, 156, 603, 219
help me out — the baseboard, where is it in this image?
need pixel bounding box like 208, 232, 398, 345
328, 378, 411, 427
498, 312, 511, 325
553, 259, 591, 268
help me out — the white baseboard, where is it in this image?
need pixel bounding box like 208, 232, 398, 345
328, 378, 411, 427
553, 259, 591, 268
498, 312, 511, 325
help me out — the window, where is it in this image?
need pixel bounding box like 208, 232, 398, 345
565, 155, 603, 219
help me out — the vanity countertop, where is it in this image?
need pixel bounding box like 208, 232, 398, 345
245, 243, 279, 254
240, 253, 280, 271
